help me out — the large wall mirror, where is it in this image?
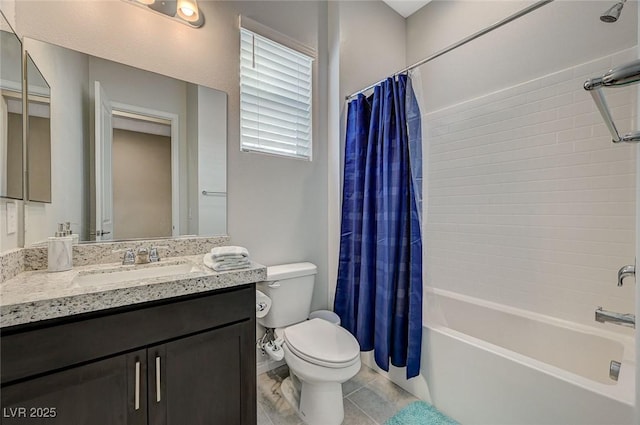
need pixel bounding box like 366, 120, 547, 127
22, 37, 228, 246
0, 12, 23, 201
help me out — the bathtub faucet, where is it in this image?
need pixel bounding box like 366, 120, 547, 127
595, 307, 635, 328
617, 264, 635, 286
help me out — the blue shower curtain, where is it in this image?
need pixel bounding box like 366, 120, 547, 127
335, 74, 423, 379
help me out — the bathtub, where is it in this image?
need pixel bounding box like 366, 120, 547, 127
422, 288, 635, 425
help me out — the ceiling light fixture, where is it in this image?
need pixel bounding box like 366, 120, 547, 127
123, 0, 204, 28
176, 0, 200, 23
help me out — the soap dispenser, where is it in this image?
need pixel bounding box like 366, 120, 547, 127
64, 222, 79, 245
48, 223, 73, 272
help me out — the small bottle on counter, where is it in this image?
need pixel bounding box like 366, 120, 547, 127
48, 223, 73, 272
64, 221, 79, 245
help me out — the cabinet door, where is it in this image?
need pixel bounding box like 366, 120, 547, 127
1, 350, 147, 425
148, 321, 256, 425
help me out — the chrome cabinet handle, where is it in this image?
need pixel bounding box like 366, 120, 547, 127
134, 361, 140, 410
156, 356, 161, 402
268, 281, 280, 288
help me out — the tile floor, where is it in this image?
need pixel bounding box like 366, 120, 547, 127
257, 364, 418, 425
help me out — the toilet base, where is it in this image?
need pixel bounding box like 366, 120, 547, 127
280, 376, 301, 412
280, 375, 344, 425
299, 379, 344, 425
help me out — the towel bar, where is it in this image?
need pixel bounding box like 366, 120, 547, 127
201, 190, 226, 196
584, 58, 640, 144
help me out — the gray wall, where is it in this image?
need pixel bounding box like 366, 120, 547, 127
327, 1, 407, 307
11, 0, 331, 309
8, 0, 408, 311
21, 39, 89, 245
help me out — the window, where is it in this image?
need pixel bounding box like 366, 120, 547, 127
240, 27, 313, 160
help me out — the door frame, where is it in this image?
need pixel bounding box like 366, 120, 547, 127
110, 101, 180, 237
94, 81, 113, 241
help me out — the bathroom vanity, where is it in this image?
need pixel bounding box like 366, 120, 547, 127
0, 252, 265, 425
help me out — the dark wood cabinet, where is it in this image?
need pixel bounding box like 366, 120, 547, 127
149, 322, 253, 425
1, 285, 256, 425
2, 349, 147, 425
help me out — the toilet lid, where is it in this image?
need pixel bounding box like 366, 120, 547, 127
284, 318, 360, 368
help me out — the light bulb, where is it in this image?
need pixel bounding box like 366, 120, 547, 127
180, 7, 194, 17
176, 0, 199, 22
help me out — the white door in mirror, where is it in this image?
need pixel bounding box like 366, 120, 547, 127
95, 81, 114, 241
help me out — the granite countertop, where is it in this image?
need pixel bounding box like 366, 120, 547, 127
1, 255, 266, 328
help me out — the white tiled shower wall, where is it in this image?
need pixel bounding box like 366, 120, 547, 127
423, 47, 637, 332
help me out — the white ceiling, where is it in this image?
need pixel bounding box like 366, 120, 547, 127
382, 0, 432, 18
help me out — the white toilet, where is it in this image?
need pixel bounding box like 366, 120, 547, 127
257, 262, 361, 425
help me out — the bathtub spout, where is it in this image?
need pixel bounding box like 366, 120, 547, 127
595, 307, 635, 328
617, 264, 635, 286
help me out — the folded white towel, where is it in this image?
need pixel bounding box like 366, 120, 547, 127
203, 253, 251, 272
214, 257, 250, 264
211, 246, 249, 260
211, 261, 251, 272
212, 254, 246, 261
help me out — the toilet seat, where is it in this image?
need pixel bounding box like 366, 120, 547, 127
283, 318, 360, 368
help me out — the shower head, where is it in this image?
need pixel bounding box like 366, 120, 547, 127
600, 0, 626, 23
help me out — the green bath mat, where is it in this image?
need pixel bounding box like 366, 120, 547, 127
385, 401, 460, 425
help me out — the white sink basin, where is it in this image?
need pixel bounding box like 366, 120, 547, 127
73, 262, 198, 286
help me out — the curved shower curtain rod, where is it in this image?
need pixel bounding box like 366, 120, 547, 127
345, 0, 554, 101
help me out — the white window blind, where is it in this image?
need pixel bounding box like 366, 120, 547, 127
240, 27, 313, 160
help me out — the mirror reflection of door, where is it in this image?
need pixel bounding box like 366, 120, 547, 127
94, 80, 114, 241
94, 80, 174, 241
111, 111, 172, 240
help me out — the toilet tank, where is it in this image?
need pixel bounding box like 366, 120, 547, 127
256, 262, 317, 329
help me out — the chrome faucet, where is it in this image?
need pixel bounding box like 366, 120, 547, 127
149, 246, 161, 262
617, 264, 635, 286
117, 246, 166, 265
595, 307, 635, 328
594, 264, 637, 328
122, 249, 135, 265
148, 246, 169, 262
149, 247, 159, 262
